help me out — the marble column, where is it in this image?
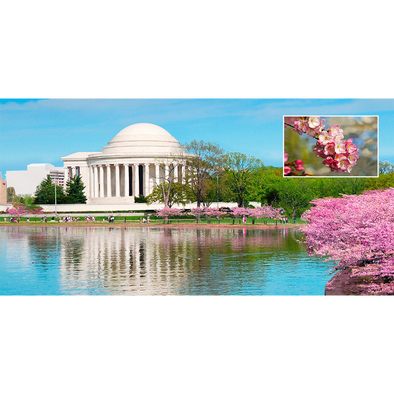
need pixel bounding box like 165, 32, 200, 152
173, 164, 178, 183
155, 164, 160, 186
165, 165, 169, 181
99, 165, 104, 197
182, 165, 187, 184
180, 165, 184, 184
115, 164, 120, 198
134, 164, 139, 197
94, 165, 99, 198
107, 164, 112, 197
90, 166, 94, 197
125, 164, 129, 197
144, 164, 150, 196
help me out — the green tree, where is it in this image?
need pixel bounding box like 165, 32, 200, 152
365, 172, 394, 190
276, 178, 315, 219
65, 175, 87, 204
147, 182, 195, 207
260, 167, 283, 206
152, 156, 189, 208
184, 140, 225, 207
379, 160, 394, 175
34, 176, 67, 204
224, 152, 264, 207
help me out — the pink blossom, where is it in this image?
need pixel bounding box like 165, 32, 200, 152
294, 159, 303, 166
294, 119, 309, 134
335, 153, 351, 171
323, 142, 336, 156
334, 140, 346, 154
284, 166, 291, 175
347, 151, 359, 165
313, 142, 327, 158
318, 131, 335, 144
346, 141, 358, 153
327, 124, 344, 139
305, 128, 318, 137
323, 156, 334, 165
308, 117, 320, 129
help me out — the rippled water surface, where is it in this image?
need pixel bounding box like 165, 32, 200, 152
0, 226, 334, 295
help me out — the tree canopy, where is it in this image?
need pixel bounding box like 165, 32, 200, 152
34, 175, 86, 204
65, 175, 87, 203
184, 140, 225, 206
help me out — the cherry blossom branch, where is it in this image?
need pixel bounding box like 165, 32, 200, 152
285, 116, 359, 174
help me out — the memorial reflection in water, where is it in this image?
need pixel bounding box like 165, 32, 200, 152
0, 226, 332, 295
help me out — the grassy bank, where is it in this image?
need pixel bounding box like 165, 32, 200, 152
0, 216, 306, 226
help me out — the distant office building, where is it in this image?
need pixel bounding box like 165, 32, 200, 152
6, 163, 65, 196
49, 170, 66, 188
0, 173, 7, 204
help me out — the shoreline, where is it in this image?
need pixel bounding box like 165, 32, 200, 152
0, 222, 305, 230
325, 266, 394, 296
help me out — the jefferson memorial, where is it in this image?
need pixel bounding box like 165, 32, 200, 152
62, 123, 192, 204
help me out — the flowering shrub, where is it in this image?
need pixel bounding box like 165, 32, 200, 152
285, 116, 359, 174
155, 207, 182, 220
301, 189, 394, 294
248, 206, 283, 220
157, 206, 284, 223
232, 206, 283, 220
6, 205, 43, 216
6, 206, 28, 216
231, 207, 250, 218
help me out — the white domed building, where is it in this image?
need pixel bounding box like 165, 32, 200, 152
61, 123, 191, 204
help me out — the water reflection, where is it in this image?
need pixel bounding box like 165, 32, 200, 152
0, 226, 332, 295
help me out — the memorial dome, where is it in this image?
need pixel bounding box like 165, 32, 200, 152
102, 123, 182, 155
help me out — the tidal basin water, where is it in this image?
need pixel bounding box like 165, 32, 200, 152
0, 226, 334, 295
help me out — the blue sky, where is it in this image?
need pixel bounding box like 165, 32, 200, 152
0, 98, 393, 178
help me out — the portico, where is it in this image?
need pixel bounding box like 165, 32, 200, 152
61, 123, 190, 204
87, 162, 185, 199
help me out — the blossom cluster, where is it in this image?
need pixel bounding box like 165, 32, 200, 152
301, 189, 394, 295
313, 125, 359, 173
287, 116, 359, 173
283, 151, 307, 176
293, 116, 326, 137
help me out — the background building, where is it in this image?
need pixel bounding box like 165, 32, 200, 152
6, 163, 65, 196
0, 173, 7, 204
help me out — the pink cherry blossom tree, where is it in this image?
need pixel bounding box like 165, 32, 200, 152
191, 207, 205, 223
301, 189, 394, 295
6, 206, 28, 216
230, 206, 283, 224
155, 207, 182, 223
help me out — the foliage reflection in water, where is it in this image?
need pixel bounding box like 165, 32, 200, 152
0, 226, 333, 295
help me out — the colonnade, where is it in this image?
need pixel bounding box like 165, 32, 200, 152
87, 163, 185, 199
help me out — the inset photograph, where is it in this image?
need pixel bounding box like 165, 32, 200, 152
284, 116, 378, 177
